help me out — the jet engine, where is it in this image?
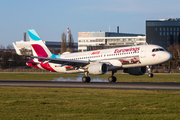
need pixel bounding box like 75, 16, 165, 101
88, 63, 108, 75
124, 66, 147, 75
26, 60, 38, 68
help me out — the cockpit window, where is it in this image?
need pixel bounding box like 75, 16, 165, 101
159, 48, 165, 51
152, 48, 165, 52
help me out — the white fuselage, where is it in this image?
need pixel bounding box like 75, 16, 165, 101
43, 44, 171, 73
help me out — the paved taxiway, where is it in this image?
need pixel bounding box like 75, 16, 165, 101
0, 80, 180, 90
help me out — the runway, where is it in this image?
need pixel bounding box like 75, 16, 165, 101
0, 80, 180, 90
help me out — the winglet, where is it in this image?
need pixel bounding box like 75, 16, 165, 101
12, 42, 22, 55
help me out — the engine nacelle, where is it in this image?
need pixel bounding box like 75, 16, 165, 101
88, 63, 108, 75
26, 60, 39, 69
124, 66, 147, 75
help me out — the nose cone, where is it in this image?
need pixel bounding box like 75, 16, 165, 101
164, 52, 172, 62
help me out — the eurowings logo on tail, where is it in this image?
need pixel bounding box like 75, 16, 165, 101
28, 29, 61, 59
31, 44, 49, 57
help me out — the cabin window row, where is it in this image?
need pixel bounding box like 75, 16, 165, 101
107, 51, 139, 56
67, 51, 139, 60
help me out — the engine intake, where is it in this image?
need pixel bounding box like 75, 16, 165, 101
124, 66, 147, 75
88, 63, 108, 75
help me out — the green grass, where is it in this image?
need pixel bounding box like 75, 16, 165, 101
0, 73, 180, 119
0, 87, 180, 120
0, 73, 180, 82
0, 73, 74, 81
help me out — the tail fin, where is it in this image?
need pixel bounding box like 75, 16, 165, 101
28, 29, 52, 57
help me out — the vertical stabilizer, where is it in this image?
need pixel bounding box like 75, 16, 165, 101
28, 29, 52, 57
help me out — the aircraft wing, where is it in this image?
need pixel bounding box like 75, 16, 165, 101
30, 56, 90, 67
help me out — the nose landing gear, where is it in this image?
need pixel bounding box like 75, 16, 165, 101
148, 73, 154, 78
148, 66, 154, 78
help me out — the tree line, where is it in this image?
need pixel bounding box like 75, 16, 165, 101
0, 45, 30, 69
166, 44, 180, 72
61, 30, 74, 53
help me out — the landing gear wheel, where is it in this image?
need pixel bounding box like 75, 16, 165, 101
148, 73, 153, 78
108, 76, 117, 83
112, 76, 117, 82
82, 76, 86, 82
86, 77, 91, 83
82, 76, 91, 83
108, 76, 113, 83
108, 71, 117, 83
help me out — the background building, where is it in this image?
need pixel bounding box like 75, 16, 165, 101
15, 40, 78, 54
78, 29, 146, 51
146, 18, 180, 49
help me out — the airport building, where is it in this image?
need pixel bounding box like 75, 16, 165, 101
146, 18, 180, 49
78, 28, 146, 51
14, 40, 78, 53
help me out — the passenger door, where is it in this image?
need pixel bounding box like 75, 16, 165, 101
140, 46, 147, 58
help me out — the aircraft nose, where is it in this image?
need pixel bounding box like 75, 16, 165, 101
164, 52, 172, 62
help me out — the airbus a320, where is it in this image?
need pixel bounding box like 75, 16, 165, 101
13, 29, 172, 83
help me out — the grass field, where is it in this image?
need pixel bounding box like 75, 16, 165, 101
0, 73, 180, 82
0, 87, 180, 120
0, 73, 180, 119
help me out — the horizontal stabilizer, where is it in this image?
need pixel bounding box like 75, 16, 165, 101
12, 42, 22, 55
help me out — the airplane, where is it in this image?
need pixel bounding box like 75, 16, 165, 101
13, 29, 172, 83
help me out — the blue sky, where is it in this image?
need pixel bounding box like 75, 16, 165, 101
1, 0, 180, 47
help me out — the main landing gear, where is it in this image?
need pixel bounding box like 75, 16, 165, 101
148, 66, 154, 78
108, 70, 117, 83
82, 72, 91, 83
82, 71, 117, 83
